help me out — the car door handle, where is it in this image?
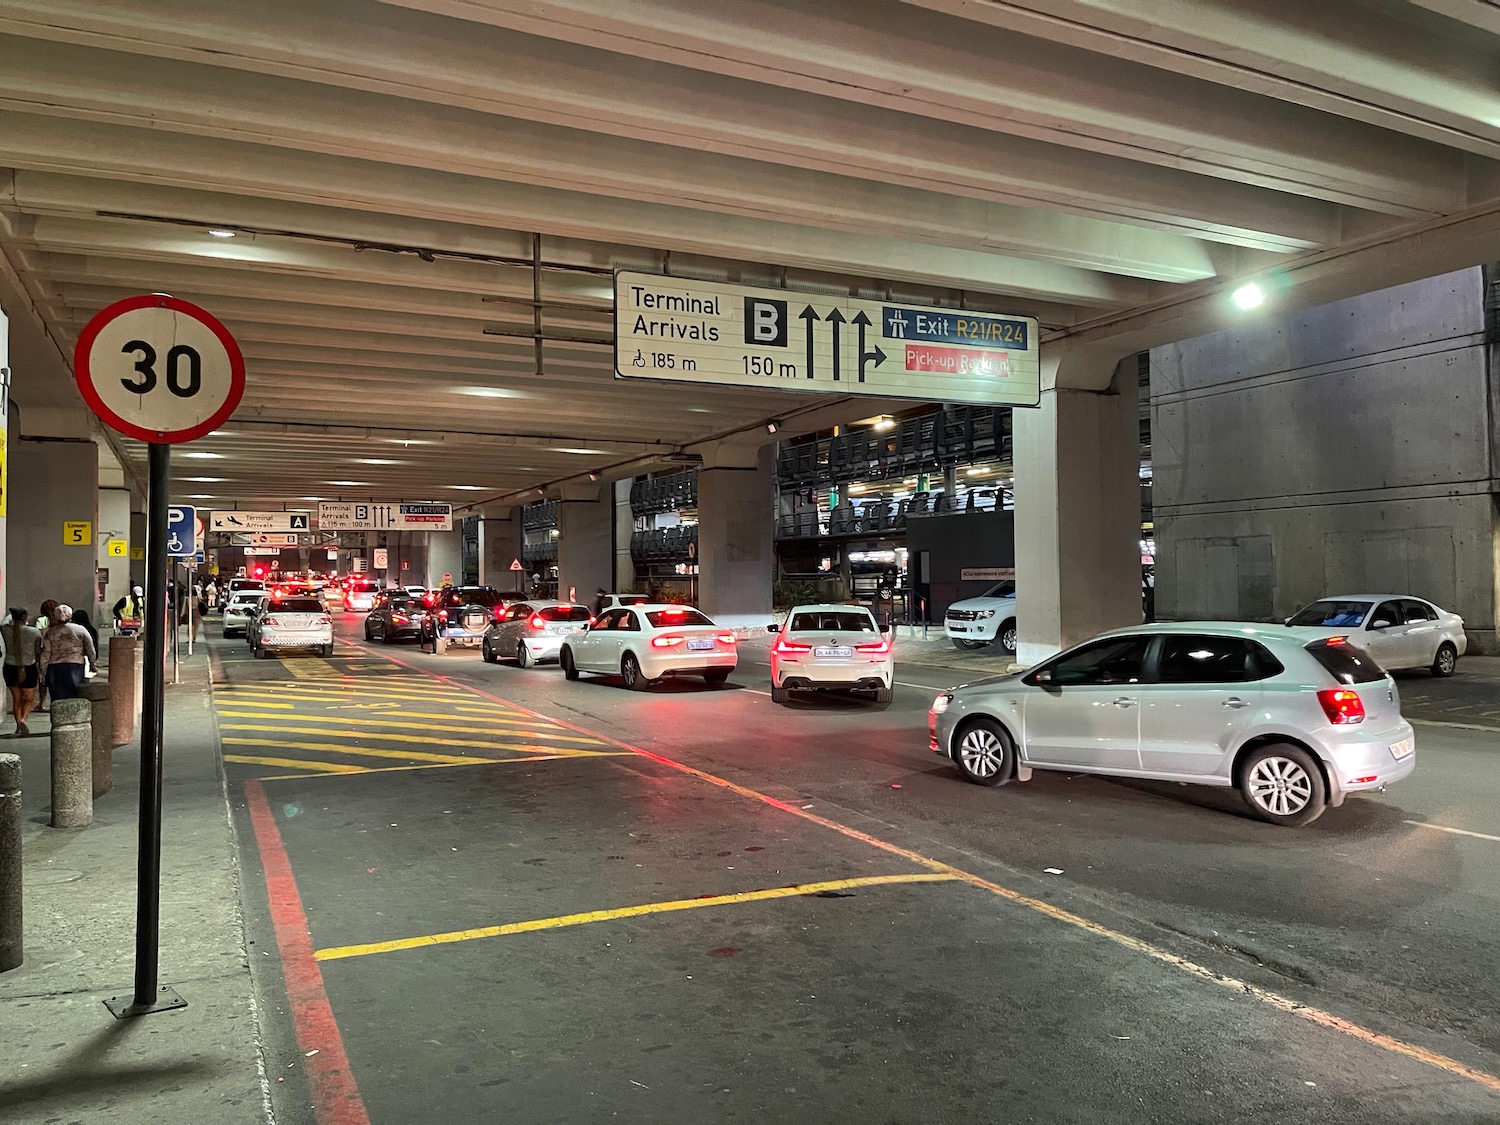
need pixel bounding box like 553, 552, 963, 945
1222, 697, 1249, 709
1111, 697, 1136, 708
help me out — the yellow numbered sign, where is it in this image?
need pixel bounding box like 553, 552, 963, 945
130, 547, 146, 561
106, 539, 128, 557
63, 521, 92, 546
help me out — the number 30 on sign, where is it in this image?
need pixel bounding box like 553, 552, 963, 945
72, 295, 246, 444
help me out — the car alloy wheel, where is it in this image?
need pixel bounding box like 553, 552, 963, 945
517, 642, 532, 669
622, 652, 648, 690
1433, 643, 1457, 677
1245, 755, 1313, 818
999, 621, 1018, 652
955, 719, 1010, 787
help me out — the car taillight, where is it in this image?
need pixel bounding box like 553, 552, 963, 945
587, 615, 597, 627
1318, 688, 1365, 724
493, 606, 507, 621
438, 609, 449, 621
529, 614, 545, 629
651, 634, 685, 648
716, 633, 737, 645
392, 614, 408, 624
855, 638, 890, 653
262, 616, 281, 627
316, 617, 331, 627
775, 637, 813, 653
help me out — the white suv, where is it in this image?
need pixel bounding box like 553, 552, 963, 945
943, 581, 1017, 651
769, 604, 893, 704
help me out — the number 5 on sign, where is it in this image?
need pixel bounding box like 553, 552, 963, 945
64, 521, 92, 545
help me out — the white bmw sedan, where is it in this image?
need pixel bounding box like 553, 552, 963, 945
1287, 595, 1466, 676
560, 604, 737, 689
769, 604, 893, 704
929, 623, 1415, 827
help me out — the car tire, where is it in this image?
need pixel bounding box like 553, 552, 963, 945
621, 652, 649, 691
952, 638, 987, 650
517, 642, 532, 669
434, 637, 448, 655
771, 683, 790, 705
253, 643, 269, 661
873, 683, 894, 704
998, 619, 1018, 654
321, 644, 334, 658
482, 638, 497, 664
703, 670, 729, 687
561, 647, 579, 681
952, 717, 1013, 787
1238, 743, 1327, 827
364, 622, 374, 641
1431, 642, 1458, 678
382, 629, 397, 645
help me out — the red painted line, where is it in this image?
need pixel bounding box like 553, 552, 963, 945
244, 779, 372, 1125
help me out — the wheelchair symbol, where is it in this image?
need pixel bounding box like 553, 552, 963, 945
631, 349, 646, 368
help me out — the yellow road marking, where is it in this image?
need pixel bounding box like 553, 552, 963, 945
251, 753, 625, 782
218, 722, 609, 755
315, 873, 957, 962
215, 712, 603, 744
282, 658, 340, 680
220, 687, 478, 705
221, 737, 492, 765
223, 754, 364, 773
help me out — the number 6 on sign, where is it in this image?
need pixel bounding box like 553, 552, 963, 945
73, 295, 245, 444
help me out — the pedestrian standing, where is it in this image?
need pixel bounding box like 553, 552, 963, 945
35, 598, 59, 712
1, 608, 41, 737
71, 609, 100, 676
113, 584, 145, 634
39, 604, 96, 703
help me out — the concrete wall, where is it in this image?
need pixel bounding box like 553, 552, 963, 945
1151, 267, 1499, 650
556, 493, 613, 605
96, 486, 132, 622
697, 451, 774, 627
9, 437, 99, 617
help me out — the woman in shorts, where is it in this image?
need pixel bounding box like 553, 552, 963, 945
2, 608, 42, 737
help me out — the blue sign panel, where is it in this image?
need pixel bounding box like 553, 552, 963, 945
881, 307, 1029, 351
166, 505, 197, 557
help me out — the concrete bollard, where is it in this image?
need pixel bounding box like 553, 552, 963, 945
0, 754, 19, 972
49, 698, 93, 829
108, 636, 139, 747
81, 679, 114, 797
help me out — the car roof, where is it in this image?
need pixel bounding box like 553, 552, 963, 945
1094, 621, 1342, 644
786, 603, 876, 614
624, 603, 711, 614
1308, 594, 1427, 603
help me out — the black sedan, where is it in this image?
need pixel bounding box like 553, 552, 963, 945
363, 593, 429, 644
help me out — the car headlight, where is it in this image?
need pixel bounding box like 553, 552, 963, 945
976, 609, 995, 619
931, 692, 952, 714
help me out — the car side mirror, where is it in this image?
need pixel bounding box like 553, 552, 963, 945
880, 622, 891, 633
766, 623, 779, 633
1370, 619, 1394, 630
1030, 669, 1053, 686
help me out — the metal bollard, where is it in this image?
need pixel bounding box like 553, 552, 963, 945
0, 753, 19, 971
108, 636, 139, 747
49, 698, 93, 829
82, 679, 114, 797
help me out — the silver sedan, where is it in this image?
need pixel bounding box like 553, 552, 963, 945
1287, 594, 1467, 677
929, 623, 1415, 827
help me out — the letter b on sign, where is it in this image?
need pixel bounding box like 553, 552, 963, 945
744, 298, 787, 347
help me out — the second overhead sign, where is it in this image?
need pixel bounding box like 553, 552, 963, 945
613, 271, 1040, 407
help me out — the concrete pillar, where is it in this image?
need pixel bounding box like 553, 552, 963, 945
49, 698, 92, 829
477, 509, 524, 589
697, 449, 775, 628
0, 320, 10, 614
129, 508, 147, 586
0, 753, 19, 972
108, 635, 140, 745
613, 479, 636, 592
1014, 362, 1141, 665
427, 530, 462, 588
10, 436, 99, 616
81, 678, 113, 797
96, 487, 132, 627
556, 488, 613, 606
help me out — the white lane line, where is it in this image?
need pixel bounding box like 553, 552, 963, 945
1404, 819, 1500, 843
1409, 718, 1500, 734
896, 680, 942, 690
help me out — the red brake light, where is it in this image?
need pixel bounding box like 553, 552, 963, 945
262, 616, 281, 627
1317, 688, 1365, 725
392, 614, 408, 624
437, 609, 449, 621
1325, 635, 1347, 646
651, 634, 685, 648
316, 616, 331, 627
662, 608, 686, 617
529, 614, 545, 629
716, 633, 737, 645
855, 638, 890, 654
775, 637, 813, 653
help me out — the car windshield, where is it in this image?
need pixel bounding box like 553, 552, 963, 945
275, 598, 324, 613
1289, 600, 1372, 627
389, 598, 422, 613
1305, 638, 1386, 684
788, 611, 876, 633
981, 581, 1016, 598
645, 608, 714, 628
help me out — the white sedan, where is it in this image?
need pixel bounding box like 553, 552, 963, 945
252, 596, 334, 659
1287, 594, 1467, 676
769, 604, 893, 704
221, 591, 264, 638
483, 600, 592, 667
560, 604, 737, 689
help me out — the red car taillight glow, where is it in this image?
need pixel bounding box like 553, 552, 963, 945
855, 638, 890, 654
529, 614, 545, 629
651, 634, 685, 648
774, 637, 813, 653
1317, 688, 1365, 724
717, 633, 737, 645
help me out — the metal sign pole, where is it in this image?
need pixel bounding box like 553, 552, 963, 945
106, 442, 186, 1017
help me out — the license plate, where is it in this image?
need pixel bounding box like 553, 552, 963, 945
814, 646, 853, 658
1390, 737, 1414, 759
687, 638, 715, 651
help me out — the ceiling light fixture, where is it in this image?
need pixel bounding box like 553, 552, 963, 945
182, 451, 224, 460
207, 228, 237, 239
451, 386, 529, 399
551, 447, 609, 455
327, 480, 368, 486
873, 416, 896, 431
766, 420, 781, 434
353, 458, 402, 465
1231, 282, 1265, 310
448, 485, 487, 491
183, 476, 228, 483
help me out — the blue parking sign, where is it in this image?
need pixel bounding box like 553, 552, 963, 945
166, 505, 197, 557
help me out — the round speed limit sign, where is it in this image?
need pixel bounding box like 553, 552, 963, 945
73, 294, 245, 443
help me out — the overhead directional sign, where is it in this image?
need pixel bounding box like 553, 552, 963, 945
317, 502, 453, 532
210, 511, 310, 532
613, 271, 1040, 407
249, 533, 298, 547
166, 506, 196, 557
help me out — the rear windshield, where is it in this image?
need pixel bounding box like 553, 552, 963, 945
1289, 600, 1371, 627
788, 611, 876, 633
439, 588, 502, 608
388, 598, 422, 612
348, 581, 378, 593
1305, 639, 1386, 684
612, 594, 649, 605
540, 605, 592, 622
646, 608, 714, 628
227, 593, 261, 606
275, 598, 324, 613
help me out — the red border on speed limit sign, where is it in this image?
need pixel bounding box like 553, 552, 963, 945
73, 294, 246, 444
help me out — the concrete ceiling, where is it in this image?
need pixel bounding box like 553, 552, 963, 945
1, 0, 1498, 508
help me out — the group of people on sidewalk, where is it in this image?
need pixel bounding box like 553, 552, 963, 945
0, 599, 99, 737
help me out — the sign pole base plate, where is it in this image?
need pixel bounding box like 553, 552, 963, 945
104, 985, 188, 1020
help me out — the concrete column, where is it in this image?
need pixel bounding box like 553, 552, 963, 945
1013, 362, 1141, 665
426, 530, 462, 588
556, 488, 613, 605
477, 509, 524, 589
129, 508, 147, 586
0, 319, 10, 614
108, 635, 138, 745
613, 479, 636, 592
10, 437, 99, 615
82, 678, 113, 797
0, 753, 19, 972
96, 487, 132, 627
49, 698, 92, 829
697, 448, 775, 628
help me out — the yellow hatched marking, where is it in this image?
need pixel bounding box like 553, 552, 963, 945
219, 724, 613, 755
222, 682, 475, 700
282, 658, 340, 680
223, 754, 363, 773
215, 712, 603, 744
222, 737, 491, 765
219, 689, 478, 707
252, 753, 624, 782
316, 873, 958, 962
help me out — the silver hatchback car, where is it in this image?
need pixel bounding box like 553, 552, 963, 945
929, 623, 1416, 826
